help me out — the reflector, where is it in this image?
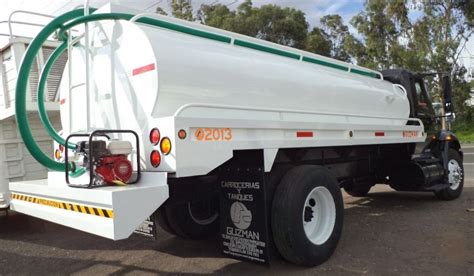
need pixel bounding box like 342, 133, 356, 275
150, 128, 160, 145
160, 137, 172, 155
150, 150, 161, 167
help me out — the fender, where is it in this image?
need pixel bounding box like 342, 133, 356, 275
423, 130, 463, 182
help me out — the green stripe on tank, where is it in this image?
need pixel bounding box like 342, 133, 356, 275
350, 68, 380, 78
234, 39, 301, 60
139, 16, 379, 79
302, 56, 349, 71
139, 17, 232, 44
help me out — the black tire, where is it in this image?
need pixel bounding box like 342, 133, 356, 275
434, 149, 464, 201
165, 197, 220, 239
343, 182, 371, 197
271, 165, 344, 266
154, 207, 176, 235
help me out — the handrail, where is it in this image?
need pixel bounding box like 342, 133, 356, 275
174, 103, 424, 126
15, 9, 93, 172
8, 10, 54, 39
129, 12, 384, 80
38, 41, 76, 149
393, 84, 408, 97
84, 0, 91, 130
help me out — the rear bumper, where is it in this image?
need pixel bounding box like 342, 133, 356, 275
9, 172, 169, 240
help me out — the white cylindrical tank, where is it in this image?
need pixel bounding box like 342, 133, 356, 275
59, 6, 410, 134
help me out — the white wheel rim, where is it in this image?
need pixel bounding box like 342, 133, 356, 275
302, 186, 336, 245
448, 159, 463, 190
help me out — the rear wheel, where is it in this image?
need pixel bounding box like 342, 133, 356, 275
165, 197, 220, 239
434, 149, 464, 201
154, 207, 176, 235
271, 165, 344, 266
343, 180, 372, 197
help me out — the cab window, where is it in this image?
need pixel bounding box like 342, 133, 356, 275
415, 82, 428, 108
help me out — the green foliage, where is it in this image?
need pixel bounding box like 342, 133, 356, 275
171, 0, 194, 21
453, 121, 474, 143
305, 27, 332, 57
155, 6, 168, 16
198, 0, 308, 49
320, 15, 352, 62
347, 0, 472, 121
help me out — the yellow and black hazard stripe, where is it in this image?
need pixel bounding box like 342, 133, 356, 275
11, 193, 113, 219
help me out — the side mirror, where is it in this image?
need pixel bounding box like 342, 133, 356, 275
442, 75, 454, 114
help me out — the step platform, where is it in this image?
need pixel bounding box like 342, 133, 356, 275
9, 172, 169, 240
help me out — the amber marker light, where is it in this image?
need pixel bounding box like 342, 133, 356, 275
160, 137, 172, 155
54, 149, 61, 160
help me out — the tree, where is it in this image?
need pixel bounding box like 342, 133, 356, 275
171, 0, 194, 21
198, 0, 308, 49
347, 0, 473, 121
320, 15, 351, 62
155, 6, 168, 16
305, 27, 332, 57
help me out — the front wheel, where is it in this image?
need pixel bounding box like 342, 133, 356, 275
271, 165, 344, 266
434, 149, 464, 201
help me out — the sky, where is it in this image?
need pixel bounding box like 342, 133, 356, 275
0, 0, 472, 74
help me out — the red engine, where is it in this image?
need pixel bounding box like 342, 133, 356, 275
95, 155, 133, 184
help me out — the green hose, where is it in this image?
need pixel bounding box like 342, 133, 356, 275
15, 9, 93, 172
37, 41, 76, 150
20, 10, 187, 172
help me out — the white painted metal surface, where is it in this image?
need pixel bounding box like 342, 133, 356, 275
303, 186, 336, 245
9, 171, 169, 240
56, 4, 424, 177
61, 5, 409, 132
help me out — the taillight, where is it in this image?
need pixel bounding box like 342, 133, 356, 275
178, 129, 187, 140
54, 149, 61, 160
150, 128, 160, 145
160, 137, 172, 155
150, 150, 161, 167
59, 144, 64, 152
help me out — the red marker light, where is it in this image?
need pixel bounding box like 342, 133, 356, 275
150, 150, 161, 168
150, 128, 160, 145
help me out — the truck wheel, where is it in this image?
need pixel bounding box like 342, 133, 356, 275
434, 149, 464, 201
343, 181, 371, 197
165, 198, 219, 239
271, 165, 344, 266
154, 207, 176, 235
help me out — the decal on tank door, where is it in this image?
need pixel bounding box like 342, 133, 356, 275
132, 63, 156, 76
194, 128, 233, 141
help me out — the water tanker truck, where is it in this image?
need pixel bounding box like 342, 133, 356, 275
9, 4, 464, 266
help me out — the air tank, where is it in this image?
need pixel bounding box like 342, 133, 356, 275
59, 4, 410, 134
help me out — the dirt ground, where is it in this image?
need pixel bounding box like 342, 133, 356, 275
0, 147, 473, 275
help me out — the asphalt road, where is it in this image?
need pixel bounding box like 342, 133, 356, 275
1, 147, 473, 275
